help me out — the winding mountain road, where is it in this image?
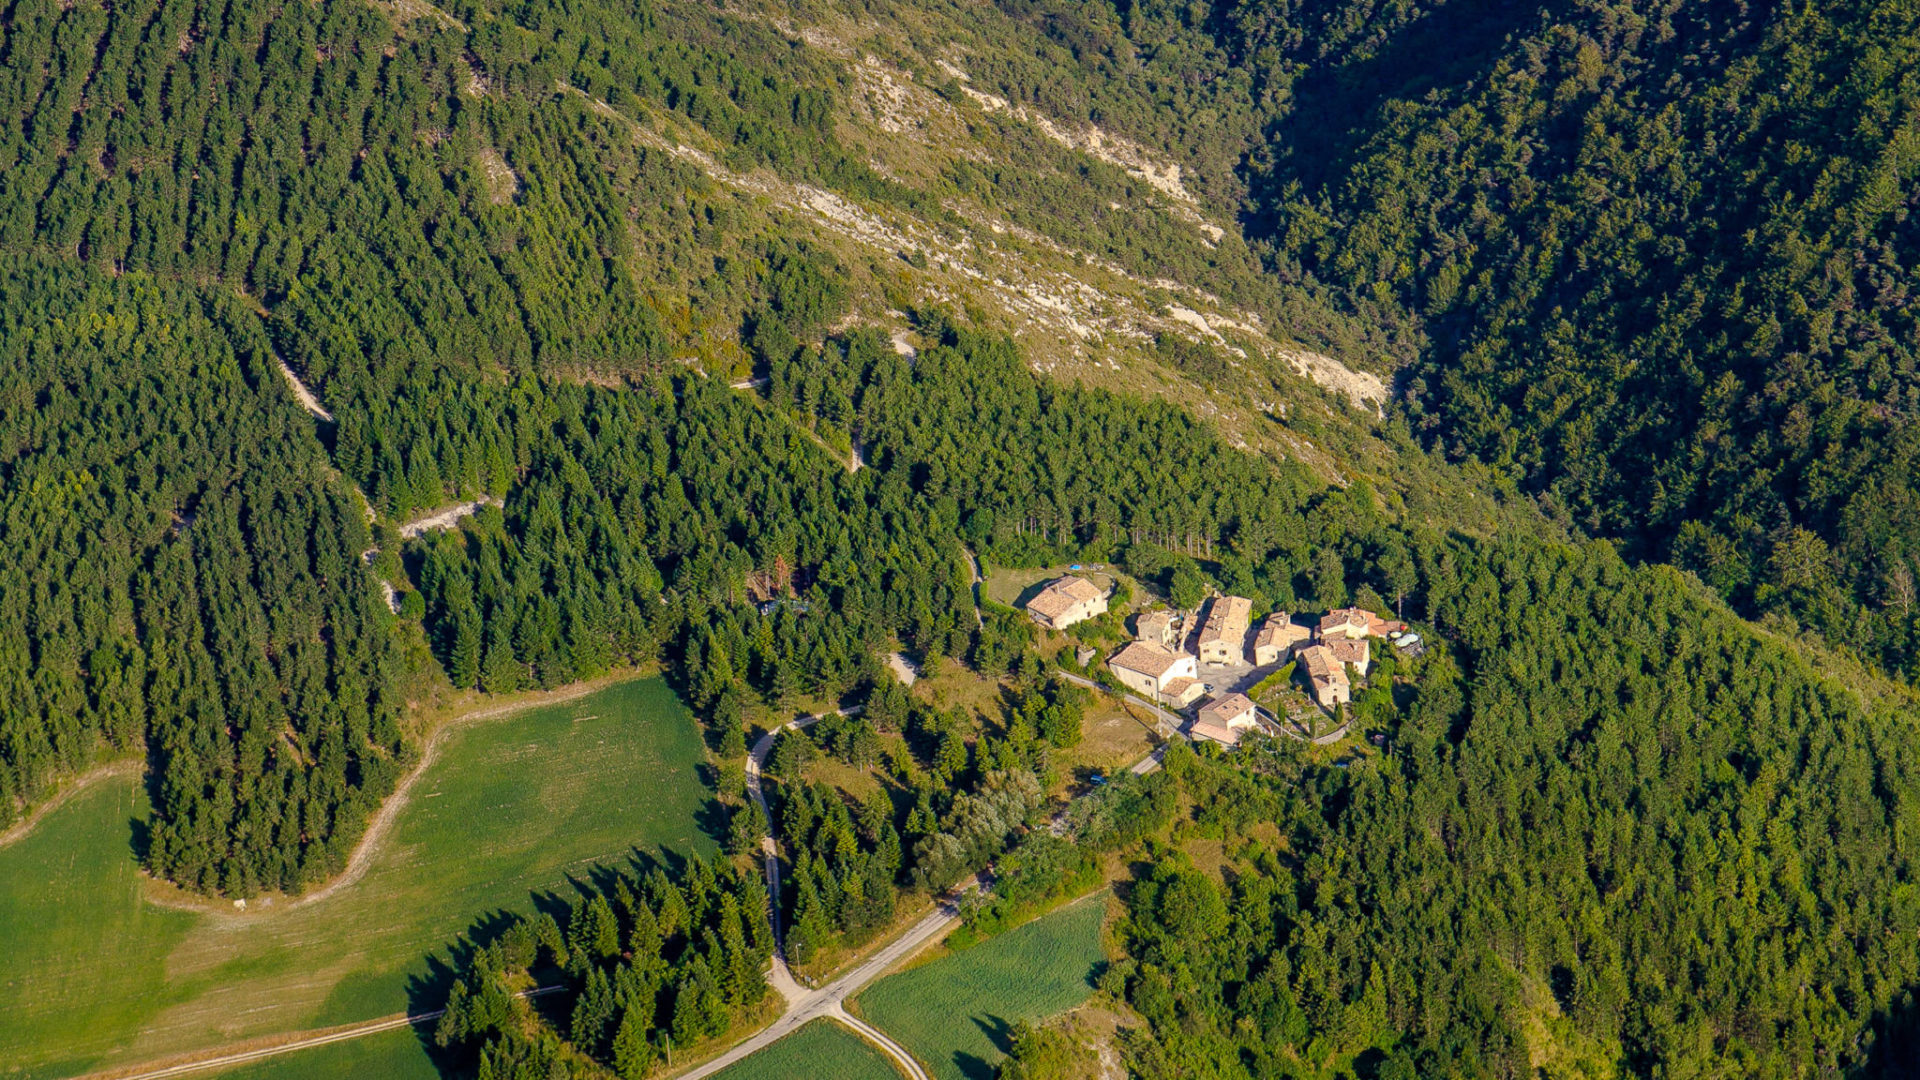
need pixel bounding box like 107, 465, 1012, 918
678, 709, 949, 1080
693, 681, 1169, 1078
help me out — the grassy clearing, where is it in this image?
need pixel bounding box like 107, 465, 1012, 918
982, 566, 1124, 610
1058, 697, 1157, 781
0, 677, 716, 1080
201, 1025, 444, 1080
854, 894, 1108, 1080
714, 1019, 903, 1080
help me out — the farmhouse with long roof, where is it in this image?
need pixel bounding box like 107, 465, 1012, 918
1025, 576, 1108, 630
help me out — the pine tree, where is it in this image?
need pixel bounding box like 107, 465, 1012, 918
570, 966, 616, 1055
572, 894, 621, 965
480, 617, 524, 694
628, 902, 663, 974
611, 1006, 654, 1080
450, 606, 483, 688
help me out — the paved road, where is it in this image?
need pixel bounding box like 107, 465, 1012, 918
1054, 671, 1182, 740
1056, 668, 1323, 747
701, 707, 941, 1080
672, 897, 963, 1079
704, 689, 1168, 1077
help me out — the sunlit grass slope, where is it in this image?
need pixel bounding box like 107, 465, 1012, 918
0, 678, 714, 1079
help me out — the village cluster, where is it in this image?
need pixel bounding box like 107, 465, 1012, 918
1023, 574, 1422, 746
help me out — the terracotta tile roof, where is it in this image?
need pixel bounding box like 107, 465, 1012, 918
1109, 641, 1187, 680
1318, 606, 1405, 638
1318, 607, 1373, 635
1198, 595, 1253, 645
1027, 576, 1105, 620
1197, 693, 1257, 728
1327, 638, 1370, 666
1299, 644, 1343, 680
1190, 717, 1243, 745
1254, 614, 1311, 647
1135, 610, 1174, 638
1161, 678, 1205, 705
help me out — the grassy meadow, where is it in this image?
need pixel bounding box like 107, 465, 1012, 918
854, 894, 1109, 1080
0, 678, 716, 1080
713, 1020, 903, 1080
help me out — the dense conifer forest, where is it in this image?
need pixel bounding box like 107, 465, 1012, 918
955, 0, 1920, 673
0, 260, 404, 894
6, 0, 1920, 1076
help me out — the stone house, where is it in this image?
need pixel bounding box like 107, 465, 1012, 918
1108, 641, 1200, 706
1326, 637, 1371, 677
1196, 595, 1253, 665
1026, 576, 1108, 630
1251, 613, 1312, 665
1297, 644, 1351, 708
1133, 609, 1179, 648
1317, 606, 1405, 642
1191, 693, 1261, 746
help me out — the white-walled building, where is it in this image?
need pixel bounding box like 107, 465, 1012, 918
1025, 576, 1108, 630
1191, 693, 1261, 746
1108, 641, 1200, 706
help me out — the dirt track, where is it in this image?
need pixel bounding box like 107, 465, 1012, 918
0, 760, 140, 850
75, 987, 560, 1080
143, 677, 623, 916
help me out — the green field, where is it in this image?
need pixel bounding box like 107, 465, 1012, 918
203, 1025, 444, 1080
0, 678, 715, 1080
854, 895, 1108, 1080
714, 1020, 903, 1080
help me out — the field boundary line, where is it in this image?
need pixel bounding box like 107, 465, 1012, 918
74, 987, 561, 1080
829, 1011, 931, 1080
143, 674, 640, 915
0, 760, 141, 851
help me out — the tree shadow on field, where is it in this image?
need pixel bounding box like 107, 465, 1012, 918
625, 845, 684, 883
942, 1012, 1018, 1078
973, 1011, 1016, 1054
529, 887, 572, 930
952, 1049, 997, 1080
405, 908, 528, 1078
693, 794, 731, 844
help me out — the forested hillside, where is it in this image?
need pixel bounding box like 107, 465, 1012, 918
1249, 0, 1920, 677
0, 259, 402, 895
944, 0, 1920, 672
1114, 542, 1920, 1079
0, 0, 1419, 888
6, 0, 1920, 1076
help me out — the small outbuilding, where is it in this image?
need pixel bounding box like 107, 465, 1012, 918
1191, 693, 1261, 746
1133, 609, 1179, 648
